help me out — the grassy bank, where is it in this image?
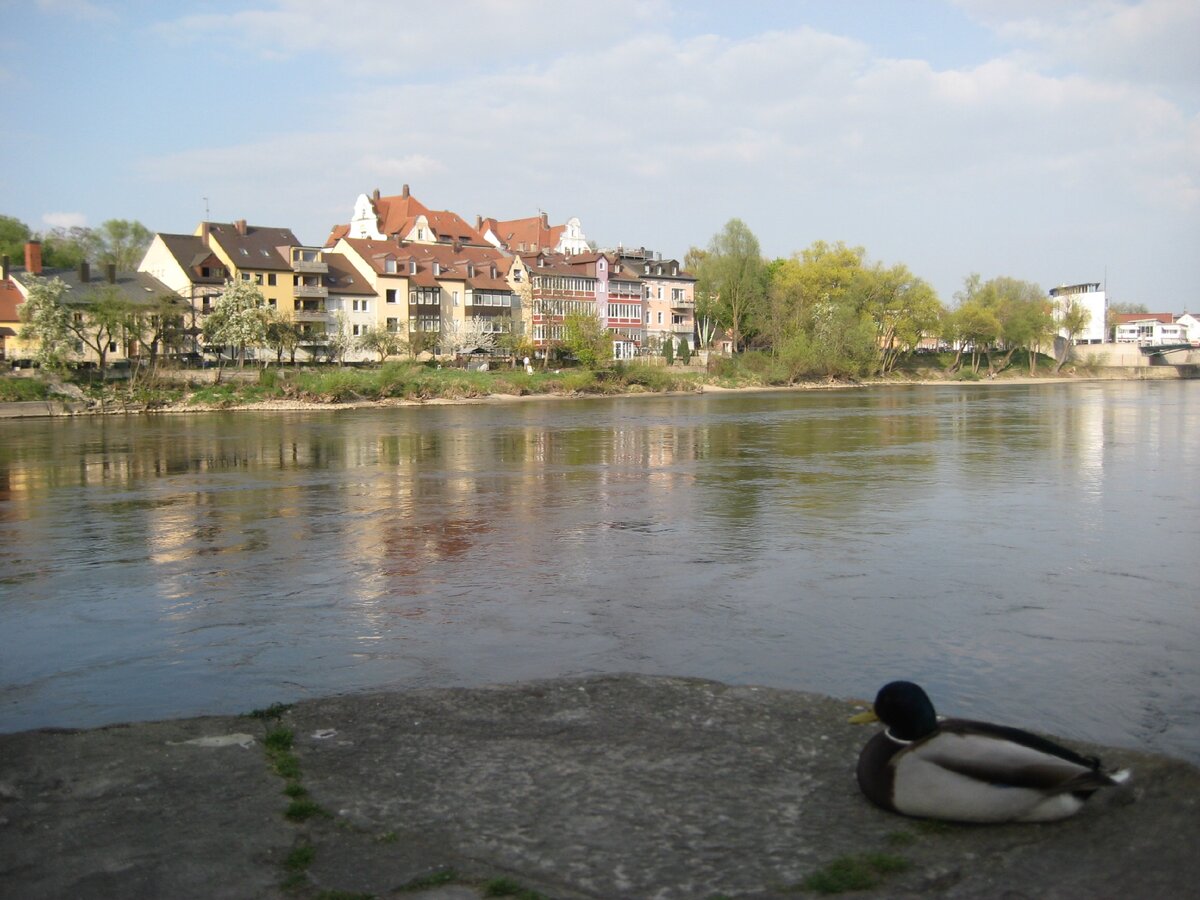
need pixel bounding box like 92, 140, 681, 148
0, 350, 1117, 413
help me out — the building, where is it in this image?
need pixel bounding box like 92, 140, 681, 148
1113, 313, 1188, 345
329, 185, 490, 247
1050, 283, 1107, 344
7, 240, 175, 366
513, 251, 644, 359
333, 236, 516, 356
1174, 312, 1200, 345
612, 247, 696, 353
480, 211, 590, 256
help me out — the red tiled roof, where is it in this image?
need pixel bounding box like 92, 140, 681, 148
491, 215, 563, 252
1115, 312, 1174, 323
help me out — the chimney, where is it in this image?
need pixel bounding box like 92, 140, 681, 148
200, 222, 211, 244
475, 215, 483, 231
1, 254, 9, 281
25, 240, 43, 275
79, 261, 90, 282
372, 187, 380, 201
401, 183, 410, 199
235, 219, 247, 236
106, 263, 117, 284
540, 211, 549, 229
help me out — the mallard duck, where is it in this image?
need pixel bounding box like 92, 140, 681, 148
850, 681, 1130, 823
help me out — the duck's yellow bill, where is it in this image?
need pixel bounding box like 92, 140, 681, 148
848, 708, 879, 724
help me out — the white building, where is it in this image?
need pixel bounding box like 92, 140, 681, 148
1050, 283, 1107, 344
1175, 312, 1200, 344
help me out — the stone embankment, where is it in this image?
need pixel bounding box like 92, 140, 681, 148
2, 675, 1197, 899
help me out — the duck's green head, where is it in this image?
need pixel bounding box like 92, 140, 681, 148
857, 681, 939, 741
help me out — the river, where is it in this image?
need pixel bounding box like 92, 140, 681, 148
1, 381, 1197, 762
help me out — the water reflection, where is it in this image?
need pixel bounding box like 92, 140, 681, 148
0, 383, 1197, 763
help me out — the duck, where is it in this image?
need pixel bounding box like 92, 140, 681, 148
850, 681, 1130, 823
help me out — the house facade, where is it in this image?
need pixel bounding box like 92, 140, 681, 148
1113, 313, 1188, 345
1050, 282, 1107, 344
614, 247, 696, 352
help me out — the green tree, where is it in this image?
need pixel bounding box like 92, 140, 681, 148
562, 312, 612, 368
265, 314, 303, 365
0, 214, 33, 263
663, 333, 675, 365
128, 293, 188, 371
678, 338, 691, 365
694, 219, 766, 352
16, 276, 74, 370
855, 262, 943, 375
60, 285, 134, 377
204, 279, 268, 368
956, 275, 1047, 374
357, 324, 404, 363
1054, 303, 1091, 374
92, 219, 154, 270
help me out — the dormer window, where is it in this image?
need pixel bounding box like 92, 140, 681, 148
433, 262, 441, 276
384, 258, 397, 273
409, 261, 417, 275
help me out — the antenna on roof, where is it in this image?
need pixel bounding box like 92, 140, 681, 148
203, 196, 210, 220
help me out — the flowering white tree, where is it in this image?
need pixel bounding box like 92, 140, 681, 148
203, 279, 268, 368
17, 276, 75, 370
439, 315, 500, 357
325, 311, 353, 365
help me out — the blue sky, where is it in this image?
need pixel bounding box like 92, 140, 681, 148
2, 0, 1197, 309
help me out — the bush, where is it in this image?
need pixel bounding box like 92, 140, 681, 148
0, 377, 50, 401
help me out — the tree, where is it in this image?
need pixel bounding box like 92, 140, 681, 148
954, 274, 1047, 374
440, 315, 500, 358
265, 314, 303, 365
325, 311, 353, 365
663, 334, 675, 365
204, 279, 268, 368
562, 312, 612, 368
1054, 303, 1091, 373
16, 276, 74, 370
855, 262, 943, 375
693, 219, 766, 353
126, 293, 188, 373
0, 214, 33, 262
61, 285, 134, 377
357, 325, 404, 363
678, 338, 692, 365
92, 219, 153, 270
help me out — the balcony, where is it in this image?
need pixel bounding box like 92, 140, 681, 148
670, 296, 695, 308
294, 284, 328, 299
293, 308, 327, 321
291, 251, 328, 274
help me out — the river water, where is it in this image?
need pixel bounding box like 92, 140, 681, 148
1, 381, 1197, 762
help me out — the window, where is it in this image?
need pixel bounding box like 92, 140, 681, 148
254, 273, 263, 285
268, 299, 277, 309
657, 312, 663, 324
385, 258, 397, 274
352, 299, 369, 313
386, 289, 397, 304
453, 291, 459, 307
241, 273, 250, 282
108, 341, 118, 352
409, 261, 417, 274
201, 266, 210, 278
239, 248, 249, 256
386, 317, 399, 333
267, 274, 276, 286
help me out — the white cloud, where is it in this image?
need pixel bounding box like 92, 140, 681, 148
150, 0, 671, 76
134, 5, 1198, 303
952, 0, 1200, 97
42, 211, 88, 229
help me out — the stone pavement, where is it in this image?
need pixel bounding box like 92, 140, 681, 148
2, 675, 1197, 899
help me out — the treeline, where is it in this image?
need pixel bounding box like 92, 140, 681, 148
686, 219, 1087, 380
0, 214, 152, 271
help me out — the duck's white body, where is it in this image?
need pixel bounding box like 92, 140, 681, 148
886, 728, 1127, 822
853, 682, 1131, 824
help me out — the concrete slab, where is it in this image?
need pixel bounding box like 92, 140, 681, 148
2, 675, 1197, 899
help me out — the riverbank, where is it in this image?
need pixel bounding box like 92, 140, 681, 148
0, 362, 1185, 418
1, 675, 1196, 899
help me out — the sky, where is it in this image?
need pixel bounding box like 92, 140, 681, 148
1, 0, 1197, 309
